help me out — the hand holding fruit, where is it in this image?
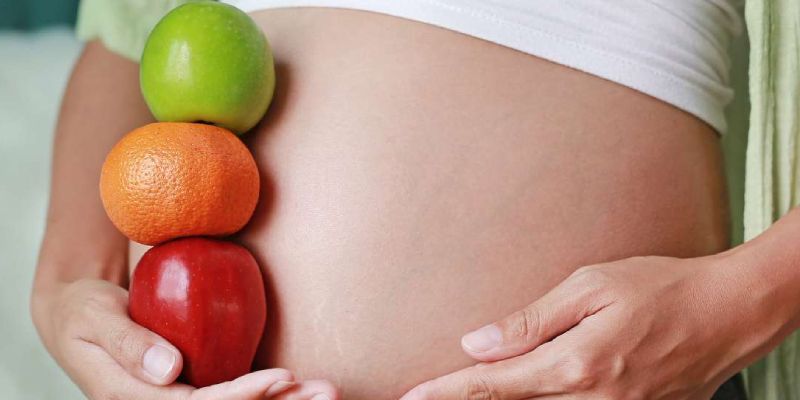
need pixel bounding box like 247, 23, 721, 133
90, 2, 339, 399
43, 278, 314, 400
99, 2, 273, 387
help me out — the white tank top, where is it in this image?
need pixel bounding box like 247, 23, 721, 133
224, 0, 742, 133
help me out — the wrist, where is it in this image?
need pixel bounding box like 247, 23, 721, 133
707, 244, 800, 366
35, 229, 129, 289
729, 236, 800, 327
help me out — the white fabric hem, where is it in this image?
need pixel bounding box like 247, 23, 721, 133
226, 0, 730, 133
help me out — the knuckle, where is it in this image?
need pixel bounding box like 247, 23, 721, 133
56, 287, 127, 349
56, 282, 127, 334
464, 373, 500, 400
571, 264, 595, 276
571, 266, 613, 294
608, 353, 627, 380
560, 352, 597, 391
507, 307, 541, 343
571, 265, 600, 282
568, 267, 596, 291
84, 289, 125, 314
105, 322, 139, 360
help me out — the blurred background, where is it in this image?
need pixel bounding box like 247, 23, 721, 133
0, 1, 751, 399
0, 0, 85, 399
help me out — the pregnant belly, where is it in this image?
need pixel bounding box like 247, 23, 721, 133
134, 8, 730, 400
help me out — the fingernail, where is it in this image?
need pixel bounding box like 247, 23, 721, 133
311, 394, 332, 400
143, 345, 176, 379
399, 388, 425, 400
462, 324, 502, 352
265, 380, 295, 397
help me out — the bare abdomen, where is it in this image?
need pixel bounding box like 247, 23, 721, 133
143, 8, 730, 400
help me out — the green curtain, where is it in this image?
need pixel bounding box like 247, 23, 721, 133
0, 0, 80, 30
742, 0, 800, 399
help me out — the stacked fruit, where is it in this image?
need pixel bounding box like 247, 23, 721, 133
98, 2, 276, 388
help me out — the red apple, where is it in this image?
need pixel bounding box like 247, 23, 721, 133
129, 237, 267, 388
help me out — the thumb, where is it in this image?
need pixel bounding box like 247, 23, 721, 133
80, 285, 183, 386
461, 267, 609, 362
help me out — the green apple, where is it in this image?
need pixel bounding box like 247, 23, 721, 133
140, 1, 275, 135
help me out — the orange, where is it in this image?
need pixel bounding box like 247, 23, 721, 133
100, 122, 260, 245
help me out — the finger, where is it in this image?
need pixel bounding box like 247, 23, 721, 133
72, 340, 299, 400
461, 267, 613, 361
271, 380, 341, 400
399, 344, 568, 400
191, 368, 295, 400
77, 286, 183, 385
68, 339, 194, 400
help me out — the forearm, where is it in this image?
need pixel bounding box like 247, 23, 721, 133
32, 40, 153, 347
721, 205, 800, 365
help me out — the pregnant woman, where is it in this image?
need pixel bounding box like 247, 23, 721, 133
34, 1, 799, 399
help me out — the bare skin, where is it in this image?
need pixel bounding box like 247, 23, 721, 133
35, 8, 736, 400
236, 8, 727, 399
